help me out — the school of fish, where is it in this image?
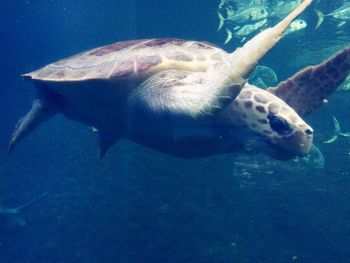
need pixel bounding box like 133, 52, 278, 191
217, 0, 350, 44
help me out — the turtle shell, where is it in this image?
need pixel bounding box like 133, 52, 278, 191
24, 38, 227, 82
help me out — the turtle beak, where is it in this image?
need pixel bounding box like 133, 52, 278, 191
273, 128, 313, 157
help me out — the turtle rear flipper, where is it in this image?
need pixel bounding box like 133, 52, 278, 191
268, 46, 350, 116
8, 100, 56, 153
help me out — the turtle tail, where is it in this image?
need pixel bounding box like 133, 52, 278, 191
8, 99, 56, 154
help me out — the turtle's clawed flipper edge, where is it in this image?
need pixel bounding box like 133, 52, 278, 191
8, 100, 56, 153
268, 46, 350, 116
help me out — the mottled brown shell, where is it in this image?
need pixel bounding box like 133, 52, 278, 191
23, 38, 227, 82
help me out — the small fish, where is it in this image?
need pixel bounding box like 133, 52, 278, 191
315, 3, 350, 29
218, 6, 268, 31
218, 0, 234, 9
337, 75, 350, 91
219, 0, 265, 10
218, 0, 236, 9
0, 192, 48, 227
323, 116, 350, 144
235, 18, 268, 37
284, 18, 307, 35
224, 27, 234, 44
217, 6, 235, 31
225, 6, 236, 18
271, 0, 303, 18
224, 18, 268, 43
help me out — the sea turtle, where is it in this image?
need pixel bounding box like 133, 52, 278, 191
7, 0, 347, 160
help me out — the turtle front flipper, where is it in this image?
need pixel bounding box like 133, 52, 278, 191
8, 100, 56, 153
128, 69, 244, 123
230, 0, 313, 78
268, 46, 350, 116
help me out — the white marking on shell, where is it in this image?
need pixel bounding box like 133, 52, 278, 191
108, 59, 123, 78
133, 60, 138, 75
129, 39, 153, 51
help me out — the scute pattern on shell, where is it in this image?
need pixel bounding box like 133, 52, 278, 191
89, 39, 150, 56
23, 38, 223, 82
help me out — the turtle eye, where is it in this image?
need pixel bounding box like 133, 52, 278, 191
267, 114, 292, 135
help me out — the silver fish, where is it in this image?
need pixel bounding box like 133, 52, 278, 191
218, 6, 268, 30
324, 116, 350, 144
219, 0, 265, 9
284, 18, 307, 35
316, 2, 350, 28
271, 0, 303, 18
337, 75, 350, 91
224, 18, 268, 44
218, 0, 236, 9
235, 18, 268, 38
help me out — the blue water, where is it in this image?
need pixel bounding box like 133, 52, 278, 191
1, 0, 350, 262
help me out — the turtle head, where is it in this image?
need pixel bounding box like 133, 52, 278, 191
264, 112, 313, 159
220, 85, 313, 159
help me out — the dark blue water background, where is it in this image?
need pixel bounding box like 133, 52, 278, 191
1, 0, 350, 262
